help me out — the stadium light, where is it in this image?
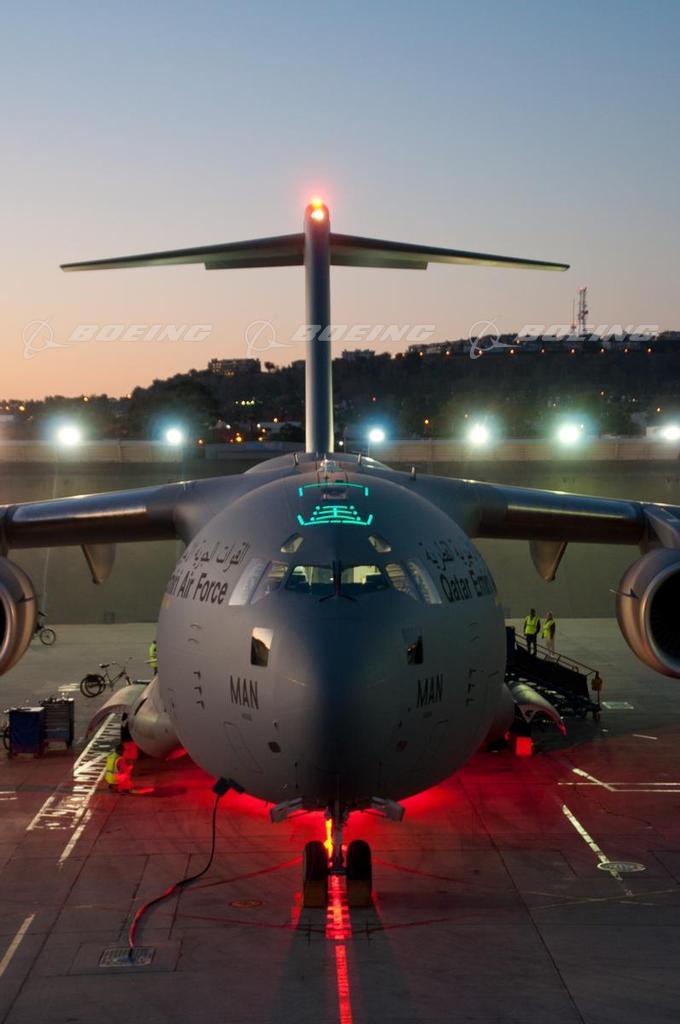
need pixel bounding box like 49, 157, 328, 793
557, 423, 582, 446
467, 422, 490, 447
660, 424, 680, 442
165, 426, 185, 447
55, 424, 82, 447
368, 427, 386, 444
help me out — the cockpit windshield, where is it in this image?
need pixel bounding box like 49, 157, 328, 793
230, 555, 442, 604
285, 564, 389, 598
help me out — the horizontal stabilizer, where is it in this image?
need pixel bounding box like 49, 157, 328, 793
62, 233, 305, 272
62, 233, 567, 274
329, 234, 569, 272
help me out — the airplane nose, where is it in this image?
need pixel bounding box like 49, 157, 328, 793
278, 616, 396, 776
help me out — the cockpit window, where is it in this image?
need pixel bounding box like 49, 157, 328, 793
229, 559, 289, 606
384, 562, 419, 600
406, 558, 442, 604
339, 564, 388, 595
284, 564, 388, 598
285, 564, 334, 597
368, 534, 392, 553
384, 560, 442, 604
251, 561, 288, 602
229, 558, 267, 606
280, 533, 304, 554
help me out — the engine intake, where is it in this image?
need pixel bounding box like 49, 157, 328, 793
616, 549, 680, 677
0, 557, 38, 675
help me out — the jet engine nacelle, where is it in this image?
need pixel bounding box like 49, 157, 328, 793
617, 549, 680, 677
0, 557, 38, 675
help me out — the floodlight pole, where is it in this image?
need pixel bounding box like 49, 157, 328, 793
304, 202, 333, 455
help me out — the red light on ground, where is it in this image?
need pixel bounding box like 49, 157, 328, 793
326, 874, 353, 1023
514, 735, 533, 757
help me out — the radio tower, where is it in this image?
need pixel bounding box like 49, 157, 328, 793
570, 287, 589, 337
576, 286, 588, 337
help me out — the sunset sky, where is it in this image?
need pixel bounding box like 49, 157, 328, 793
2, 0, 679, 398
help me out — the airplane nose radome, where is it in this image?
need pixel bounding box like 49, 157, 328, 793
278, 621, 394, 775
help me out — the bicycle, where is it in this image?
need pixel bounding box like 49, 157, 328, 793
80, 661, 132, 698
34, 611, 57, 647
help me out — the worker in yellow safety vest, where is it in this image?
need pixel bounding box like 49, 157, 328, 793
542, 611, 556, 655
523, 608, 541, 656
104, 745, 133, 793
148, 639, 158, 672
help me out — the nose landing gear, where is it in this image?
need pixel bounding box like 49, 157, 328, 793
301, 805, 373, 909
345, 839, 372, 908
301, 839, 329, 908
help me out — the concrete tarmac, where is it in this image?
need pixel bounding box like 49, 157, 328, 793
1, 621, 680, 1023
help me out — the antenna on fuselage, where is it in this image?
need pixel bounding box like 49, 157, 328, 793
61, 200, 568, 459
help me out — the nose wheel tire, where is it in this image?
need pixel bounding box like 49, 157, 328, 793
302, 840, 329, 908
346, 839, 372, 907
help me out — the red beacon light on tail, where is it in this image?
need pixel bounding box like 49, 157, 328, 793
309, 196, 327, 221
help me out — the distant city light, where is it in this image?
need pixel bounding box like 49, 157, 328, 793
165, 427, 185, 446
557, 423, 582, 446
55, 424, 82, 447
467, 422, 490, 446
660, 424, 680, 442
368, 427, 386, 444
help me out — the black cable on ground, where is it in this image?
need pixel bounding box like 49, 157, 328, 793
127, 776, 240, 955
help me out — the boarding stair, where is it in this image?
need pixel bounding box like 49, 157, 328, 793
505, 626, 601, 721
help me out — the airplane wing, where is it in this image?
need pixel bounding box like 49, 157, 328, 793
415, 475, 680, 580
0, 475, 261, 583
62, 234, 567, 274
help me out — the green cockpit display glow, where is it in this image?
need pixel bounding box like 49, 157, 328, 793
297, 504, 374, 527
296, 481, 373, 527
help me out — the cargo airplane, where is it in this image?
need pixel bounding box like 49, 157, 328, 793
2, 198, 679, 906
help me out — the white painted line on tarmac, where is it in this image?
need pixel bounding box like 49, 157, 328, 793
58, 810, 92, 866
561, 803, 608, 861
633, 734, 658, 740
0, 915, 35, 978
561, 802, 633, 897
571, 767, 615, 791
24, 715, 121, 867
558, 767, 680, 793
